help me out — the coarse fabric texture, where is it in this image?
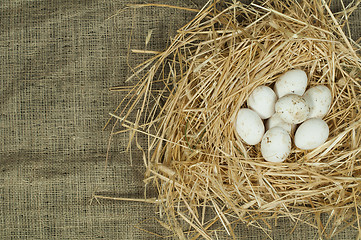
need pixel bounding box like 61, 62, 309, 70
0, 0, 361, 239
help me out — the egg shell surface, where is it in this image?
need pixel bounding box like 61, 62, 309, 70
275, 94, 310, 124
274, 69, 308, 98
235, 108, 265, 145
303, 85, 332, 119
295, 118, 329, 150
261, 127, 291, 163
266, 113, 294, 133
247, 85, 277, 119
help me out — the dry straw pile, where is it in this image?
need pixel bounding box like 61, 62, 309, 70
108, 0, 361, 238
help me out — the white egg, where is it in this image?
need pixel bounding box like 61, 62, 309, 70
266, 113, 294, 133
274, 69, 308, 98
275, 94, 310, 124
294, 118, 329, 150
235, 108, 265, 145
247, 85, 277, 119
303, 85, 332, 119
261, 127, 291, 163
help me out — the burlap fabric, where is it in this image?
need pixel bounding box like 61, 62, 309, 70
1, 0, 360, 239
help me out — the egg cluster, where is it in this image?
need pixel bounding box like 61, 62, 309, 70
235, 69, 332, 163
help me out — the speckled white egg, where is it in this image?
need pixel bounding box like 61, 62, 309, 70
235, 108, 265, 145
303, 85, 332, 119
261, 127, 291, 163
266, 113, 294, 133
294, 118, 329, 150
247, 85, 277, 119
274, 69, 308, 98
275, 94, 310, 124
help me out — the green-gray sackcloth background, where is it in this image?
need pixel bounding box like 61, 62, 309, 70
1, 0, 361, 239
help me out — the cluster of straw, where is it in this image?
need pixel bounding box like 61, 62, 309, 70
109, 0, 361, 238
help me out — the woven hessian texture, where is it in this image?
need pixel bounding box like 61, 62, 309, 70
0, 0, 360, 239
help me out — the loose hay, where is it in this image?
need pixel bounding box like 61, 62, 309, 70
108, 0, 361, 239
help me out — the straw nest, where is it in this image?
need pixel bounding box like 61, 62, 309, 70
108, 0, 361, 239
